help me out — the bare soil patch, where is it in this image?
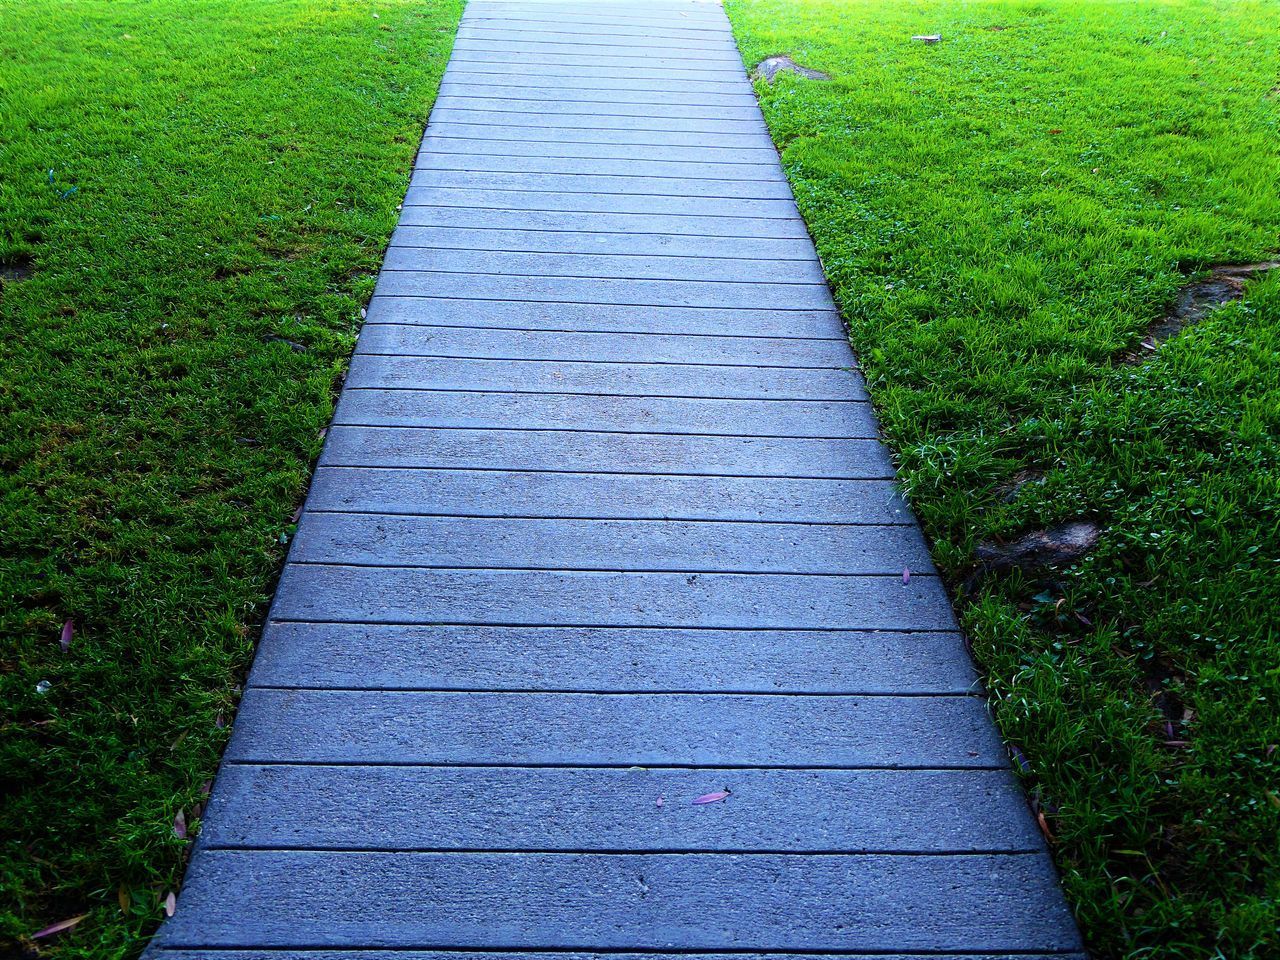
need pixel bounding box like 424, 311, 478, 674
975, 520, 1101, 572
1124, 261, 1279, 362
0, 252, 34, 283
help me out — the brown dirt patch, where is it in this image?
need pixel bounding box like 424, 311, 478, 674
1, 252, 34, 283
1123, 261, 1279, 362
975, 520, 1101, 571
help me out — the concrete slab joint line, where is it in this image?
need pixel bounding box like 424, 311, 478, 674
147, 0, 1083, 956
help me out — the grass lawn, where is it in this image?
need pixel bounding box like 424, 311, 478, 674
0, 0, 462, 955
724, 0, 1280, 956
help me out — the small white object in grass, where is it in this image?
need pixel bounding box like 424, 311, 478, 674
912, 34, 942, 43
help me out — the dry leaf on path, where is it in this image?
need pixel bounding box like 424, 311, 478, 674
692, 790, 731, 805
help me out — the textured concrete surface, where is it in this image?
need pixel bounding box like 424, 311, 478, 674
147, 1, 1082, 956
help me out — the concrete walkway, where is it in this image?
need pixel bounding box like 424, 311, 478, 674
150, 0, 1082, 955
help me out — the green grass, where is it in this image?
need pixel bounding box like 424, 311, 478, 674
724, 0, 1280, 956
0, 0, 462, 955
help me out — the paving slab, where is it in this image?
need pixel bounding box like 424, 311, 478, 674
349, 326, 854, 366
159, 851, 1080, 952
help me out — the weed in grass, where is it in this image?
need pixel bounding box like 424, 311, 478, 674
726, 0, 1280, 956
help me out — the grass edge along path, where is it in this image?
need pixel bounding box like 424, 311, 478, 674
724, 0, 1280, 958
0, 1, 463, 956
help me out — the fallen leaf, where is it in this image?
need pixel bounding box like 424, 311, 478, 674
118, 885, 131, 913
33, 914, 87, 939
1049, 128, 1064, 135
164, 891, 177, 917
1010, 745, 1031, 773
1036, 810, 1055, 842
59, 619, 75, 652
173, 808, 187, 840
692, 790, 730, 805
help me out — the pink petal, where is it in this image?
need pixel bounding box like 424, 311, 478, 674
164, 891, 177, 917
59, 619, 74, 652
33, 915, 87, 939
692, 790, 730, 805
173, 808, 187, 840
902, 567, 911, 584
655, 796, 665, 808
